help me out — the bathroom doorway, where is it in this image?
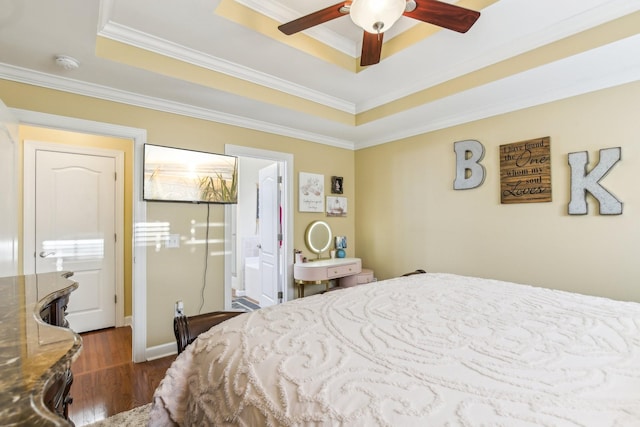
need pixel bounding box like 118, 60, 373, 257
224, 145, 294, 311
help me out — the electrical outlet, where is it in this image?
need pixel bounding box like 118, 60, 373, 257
175, 300, 184, 317
166, 234, 180, 248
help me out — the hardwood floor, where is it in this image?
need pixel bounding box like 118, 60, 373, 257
69, 326, 176, 426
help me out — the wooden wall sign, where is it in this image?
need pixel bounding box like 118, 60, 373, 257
500, 137, 551, 204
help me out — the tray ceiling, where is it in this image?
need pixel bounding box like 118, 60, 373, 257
1, 0, 639, 149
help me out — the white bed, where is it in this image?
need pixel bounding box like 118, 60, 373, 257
150, 273, 640, 426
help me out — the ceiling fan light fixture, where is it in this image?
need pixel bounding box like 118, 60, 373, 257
350, 0, 406, 34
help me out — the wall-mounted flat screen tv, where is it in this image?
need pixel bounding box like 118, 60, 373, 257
143, 144, 238, 204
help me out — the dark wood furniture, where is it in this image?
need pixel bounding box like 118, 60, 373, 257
40, 290, 72, 329
174, 311, 244, 354
402, 269, 427, 276
41, 288, 75, 422
0, 272, 81, 426
43, 368, 74, 421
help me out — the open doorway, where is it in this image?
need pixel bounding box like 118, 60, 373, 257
224, 145, 294, 311
231, 156, 275, 311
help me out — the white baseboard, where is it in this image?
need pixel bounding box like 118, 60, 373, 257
123, 315, 133, 327
235, 290, 247, 297
146, 341, 177, 361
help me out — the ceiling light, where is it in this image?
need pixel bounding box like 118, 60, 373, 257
54, 55, 80, 71
350, 0, 406, 34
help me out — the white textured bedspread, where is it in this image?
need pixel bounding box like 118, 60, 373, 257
150, 273, 640, 426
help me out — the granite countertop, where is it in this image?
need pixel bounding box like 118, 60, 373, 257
0, 272, 82, 426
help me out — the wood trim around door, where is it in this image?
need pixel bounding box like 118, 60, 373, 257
13, 108, 149, 363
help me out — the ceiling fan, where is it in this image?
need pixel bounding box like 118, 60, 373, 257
278, 0, 480, 66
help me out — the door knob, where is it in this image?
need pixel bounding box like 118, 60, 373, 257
39, 251, 56, 258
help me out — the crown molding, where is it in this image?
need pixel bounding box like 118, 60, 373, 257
355, 34, 640, 149
0, 63, 355, 149
2, 29, 638, 152
98, 20, 356, 115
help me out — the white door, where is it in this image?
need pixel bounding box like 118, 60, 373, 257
258, 163, 280, 307
28, 146, 117, 332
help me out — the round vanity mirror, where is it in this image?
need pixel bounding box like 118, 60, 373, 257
305, 220, 332, 258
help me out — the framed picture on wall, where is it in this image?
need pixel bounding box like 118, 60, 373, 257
326, 196, 347, 217
299, 172, 324, 212
331, 176, 343, 194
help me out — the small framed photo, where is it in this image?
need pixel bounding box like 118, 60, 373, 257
335, 235, 347, 249
331, 176, 343, 194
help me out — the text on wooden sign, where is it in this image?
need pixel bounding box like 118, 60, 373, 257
499, 137, 552, 204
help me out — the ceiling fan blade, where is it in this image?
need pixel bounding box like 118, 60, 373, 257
404, 0, 480, 33
361, 31, 383, 66
278, 2, 349, 35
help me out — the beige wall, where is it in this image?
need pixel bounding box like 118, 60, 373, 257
4, 77, 638, 349
0, 80, 356, 347
355, 81, 640, 303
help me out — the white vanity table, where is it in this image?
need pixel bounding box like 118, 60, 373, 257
294, 220, 362, 298
294, 257, 362, 298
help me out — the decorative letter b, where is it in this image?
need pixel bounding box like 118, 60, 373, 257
454, 140, 485, 190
